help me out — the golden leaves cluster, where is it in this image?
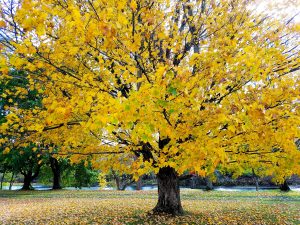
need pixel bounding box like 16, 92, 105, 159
0, 0, 299, 180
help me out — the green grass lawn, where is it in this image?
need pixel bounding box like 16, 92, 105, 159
0, 189, 299, 224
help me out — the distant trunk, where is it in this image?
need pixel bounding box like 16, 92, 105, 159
120, 178, 134, 191
111, 170, 122, 190
114, 175, 121, 190
136, 176, 142, 190
9, 172, 14, 190
254, 177, 259, 191
205, 176, 213, 191
254, 177, 258, 191
252, 169, 259, 191
153, 167, 183, 215
280, 180, 290, 192
190, 176, 198, 189
22, 173, 33, 190
50, 157, 62, 190
21, 166, 40, 190
112, 171, 133, 191
0, 171, 5, 190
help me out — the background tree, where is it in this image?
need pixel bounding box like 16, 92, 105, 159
39, 155, 70, 190
0, 0, 300, 214
110, 169, 134, 191
0, 144, 44, 190
0, 152, 12, 189
49, 156, 62, 189
252, 168, 259, 191
73, 160, 98, 189
0, 68, 44, 190
16, 145, 43, 190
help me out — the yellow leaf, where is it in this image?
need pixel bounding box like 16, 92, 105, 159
0, 20, 5, 28
130, 1, 137, 11
3, 147, 10, 154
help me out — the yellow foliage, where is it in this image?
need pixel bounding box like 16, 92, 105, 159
3, 147, 10, 154
98, 173, 107, 189
0, 0, 299, 182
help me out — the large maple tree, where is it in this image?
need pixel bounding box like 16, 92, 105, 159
0, 0, 300, 214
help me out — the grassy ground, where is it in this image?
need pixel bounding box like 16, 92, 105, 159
0, 189, 299, 225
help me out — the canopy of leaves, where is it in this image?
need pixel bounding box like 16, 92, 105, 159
0, 0, 299, 182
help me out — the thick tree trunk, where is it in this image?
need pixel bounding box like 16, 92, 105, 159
153, 167, 183, 215
21, 166, 40, 190
50, 157, 62, 190
280, 180, 290, 192
21, 173, 33, 190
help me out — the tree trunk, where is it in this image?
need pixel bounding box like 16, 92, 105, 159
21, 166, 40, 190
280, 180, 290, 192
136, 176, 143, 190
111, 170, 122, 190
252, 169, 259, 191
0, 171, 5, 190
254, 177, 259, 191
190, 176, 198, 189
153, 167, 183, 215
50, 157, 62, 190
115, 175, 121, 190
205, 176, 213, 191
21, 173, 33, 190
9, 172, 14, 190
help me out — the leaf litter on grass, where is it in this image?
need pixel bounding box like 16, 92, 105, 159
0, 190, 299, 225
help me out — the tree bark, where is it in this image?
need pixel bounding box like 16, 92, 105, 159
205, 176, 213, 191
153, 167, 183, 215
0, 171, 5, 190
254, 177, 259, 191
9, 172, 14, 190
21, 173, 33, 190
21, 166, 40, 190
115, 175, 121, 190
50, 157, 62, 190
136, 176, 142, 190
280, 180, 290, 192
252, 169, 259, 191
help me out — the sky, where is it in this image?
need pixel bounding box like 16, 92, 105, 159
255, 0, 300, 22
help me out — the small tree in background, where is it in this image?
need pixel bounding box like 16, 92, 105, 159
74, 161, 98, 189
